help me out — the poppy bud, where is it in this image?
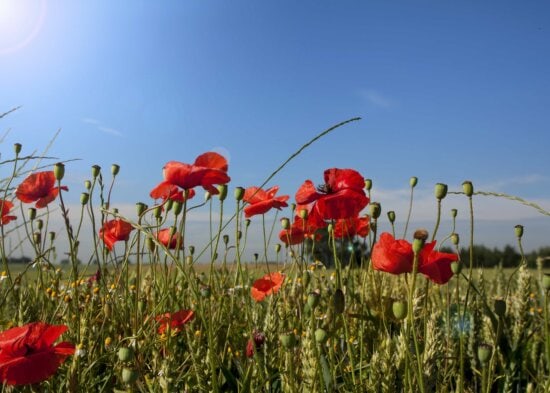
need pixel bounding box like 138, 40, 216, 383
494, 298, 506, 317
369, 202, 381, 219
153, 206, 162, 219
118, 347, 135, 362
245, 219, 251, 227
462, 181, 474, 197
234, 187, 245, 201
33, 232, 41, 245
223, 234, 229, 245
217, 184, 228, 201
281, 218, 290, 230
28, 208, 36, 221
54, 162, 65, 181
364, 178, 372, 191
36, 219, 43, 230
450, 261, 462, 275
333, 289, 345, 314
514, 225, 524, 239
280, 333, 297, 349
387, 211, 396, 224
451, 233, 460, 246
84, 180, 92, 190
237, 230, 242, 240
164, 199, 173, 212
477, 344, 492, 366
274, 244, 281, 253
136, 202, 147, 216
80, 193, 89, 205
189, 245, 195, 255
121, 367, 139, 384
91, 165, 101, 178
409, 177, 418, 188
307, 291, 320, 309
290, 203, 296, 213
392, 300, 408, 320
434, 183, 448, 200
451, 209, 458, 218
146, 237, 155, 252
111, 164, 120, 176
49, 231, 55, 242
314, 328, 329, 344
204, 191, 211, 201
13, 143, 22, 155
173, 201, 183, 216
412, 229, 429, 254
542, 273, 550, 291
299, 209, 308, 220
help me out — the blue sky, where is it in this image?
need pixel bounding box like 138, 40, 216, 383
1, 1, 550, 257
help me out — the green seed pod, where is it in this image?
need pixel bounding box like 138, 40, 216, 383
434, 183, 448, 200
28, 208, 36, 221
234, 186, 245, 201
84, 180, 92, 190
173, 201, 183, 216
111, 164, 120, 176
314, 328, 329, 344
333, 289, 345, 314
245, 219, 251, 227
307, 291, 320, 310
33, 232, 41, 245
477, 344, 492, 366
514, 225, 524, 239
80, 193, 90, 205
136, 202, 147, 216
13, 143, 22, 155
281, 218, 290, 230
450, 208, 458, 218
369, 202, 381, 219
164, 199, 173, 212
387, 211, 396, 224
280, 333, 297, 349
153, 206, 162, 219
217, 184, 228, 201
299, 208, 308, 220
392, 300, 408, 320
451, 233, 460, 246
542, 274, 550, 291
450, 261, 462, 275
36, 219, 43, 230
121, 367, 139, 384
462, 181, 474, 197
409, 176, 418, 188
91, 165, 101, 178
364, 178, 372, 191
54, 162, 65, 181
118, 347, 135, 362
494, 298, 506, 318
223, 234, 229, 245
274, 244, 281, 253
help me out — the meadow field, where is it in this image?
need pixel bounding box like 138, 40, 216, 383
1, 119, 550, 392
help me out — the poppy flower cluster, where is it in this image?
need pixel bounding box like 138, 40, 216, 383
0, 322, 74, 386
251, 272, 285, 302
155, 309, 195, 335
15, 171, 68, 209
371, 232, 458, 284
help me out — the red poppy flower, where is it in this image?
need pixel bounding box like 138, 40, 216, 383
155, 309, 195, 335
371, 232, 458, 284
245, 330, 266, 358
156, 228, 183, 250
333, 216, 370, 239
295, 168, 369, 220
99, 219, 133, 251
243, 186, 289, 218
150, 182, 195, 203
152, 152, 230, 196
15, 171, 68, 209
0, 322, 75, 386
0, 200, 16, 225
251, 272, 285, 302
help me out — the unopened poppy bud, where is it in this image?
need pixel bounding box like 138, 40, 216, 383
118, 347, 135, 362
450, 261, 462, 274
364, 178, 372, 191
217, 184, 228, 201
188, 245, 195, 255
164, 199, 173, 212
33, 232, 41, 245
333, 289, 345, 314
136, 202, 147, 216
173, 201, 183, 216
80, 193, 89, 205
111, 164, 120, 176
299, 209, 308, 220
53, 162, 65, 181
280, 333, 297, 349
434, 183, 448, 200
314, 328, 329, 344
274, 244, 281, 253
49, 232, 55, 242
477, 344, 492, 366
237, 230, 242, 240
281, 218, 290, 230
223, 234, 229, 245
91, 165, 101, 178
451, 209, 458, 218
542, 274, 550, 291
245, 219, 251, 227
514, 225, 524, 239
121, 367, 139, 384
409, 176, 418, 188
307, 291, 321, 309
13, 143, 22, 155
28, 208, 36, 221
369, 202, 381, 219
462, 181, 474, 197
290, 203, 296, 213
494, 298, 506, 317
451, 233, 460, 246
387, 211, 396, 224
234, 187, 245, 201
84, 180, 92, 190
146, 237, 155, 252
36, 219, 43, 230
204, 191, 211, 201
153, 206, 162, 219
392, 300, 408, 320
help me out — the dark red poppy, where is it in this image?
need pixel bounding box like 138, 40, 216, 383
371, 232, 458, 284
15, 171, 68, 209
150, 182, 196, 203
0, 200, 16, 225
295, 168, 369, 220
155, 309, 195, 335
333, 216, 370, 239
251, 272, 285, 302
156, 228, 183, 250
151, 152, 230, 196
99, 219, 133, 251
243, 186, 289, 218
0, 322, 75, 386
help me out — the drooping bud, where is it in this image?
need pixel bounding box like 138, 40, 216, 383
281, 218, 290, 230
223, 234, 229, 245
462, 181, 474, 197
53, 162, 65, 181
111, 164, 120, 176
91, 165, 101, 178
188, 245, 195, 256
234, 187, 245, 201
477, 344, 492, 366
514, 225, 524, 239
217, 184, 228, 201
412, 229, 429, 254
28, 208, 36, 221
409, 176, 418, 188
80, 193, 89, 205
364, 178, 372, 191
245, 219, 251, 227
13, 143, 22, 155
387, 210, 396, 224
434, 183, 448, 200
369, 202, 381, 219
274, 244, 281, 254
451, 209, 458, 218
392, 300, 408, 320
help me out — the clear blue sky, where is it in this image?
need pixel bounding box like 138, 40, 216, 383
2, 1, 550, 253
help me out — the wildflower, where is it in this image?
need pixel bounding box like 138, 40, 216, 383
371, 232, 458, 284
0, 322, 75, 386
15, 171, 68, 208
0, 200, 16, 225
149, 182, 195, 204
251, 272, 285, 302
99, 219, 133, 251
151, 152, 230, 196
295, 168, 369, 220
243, 186, 289, 218
155, 309, 195, 335
333, 215, 370, 239
156, 228, 183, 250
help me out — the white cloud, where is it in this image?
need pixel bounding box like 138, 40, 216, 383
360, 89, 392, 108
82, 117, 123, 137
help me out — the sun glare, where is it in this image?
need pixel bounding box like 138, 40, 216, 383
0, 0, 46, 55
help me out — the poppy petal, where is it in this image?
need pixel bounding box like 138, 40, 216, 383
194, 152, 228, 171
295, 180, 320, 205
